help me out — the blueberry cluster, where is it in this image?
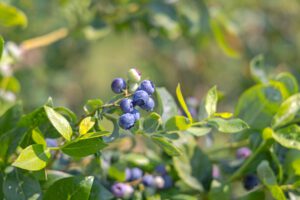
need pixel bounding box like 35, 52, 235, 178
111, 165, 173, 198
111, 68, 156, 130
243, 174, 259, 190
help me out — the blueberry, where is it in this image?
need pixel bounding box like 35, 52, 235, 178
46, 138, 57, 147
243, 174, 259, 190
138, 80, 155, 95
125, 168, 131, 181
236, 147, 252, 159
140, 97, 155, 111
163, 175, 173, 189
142, 175, 155, 187
127, 68, 141, 83
130, 167, 143, 181
131, 109, 140, 121
155, 164, 167, 175
111, 78, 126, 94
120, 98, 134, 113
111, 183, 134, 198
154, 176, 165, 189
132, 90, 149, 106
119, 113, 135, 130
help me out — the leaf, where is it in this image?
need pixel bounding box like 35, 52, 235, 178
272, 93, 300, 129
176, 84, 193, 122
235, 82, 289, 130
44, 176, 94, 200
272, 125, 300, 150
12, 144, 51, 171
250, 54, 268, 83
42, 170, 72, 190
207, 118, 249, 133
44, 106, 73, 141
54, 106, 78, 123
275, 72, 298, 96
208, 183, 231, 200
143, 112, 162, 133
213, 112, 233, 119
0, 3, 27, 27
0, 76, 21, 93
3, 169, 42, 200
62, 137, 107, 157
186, 127, 211, 137
32, 128, 46, 146
84, 99, 103, 114
79, 117, 95, 135
0, 103, 23, 135
108, 164, 126, 182
155, 87, 178, 122
89, 178, 114, 200
257, 160, 286, 200
0, 35, 3, 60
165, 116, 191, 131
151, 135, 181, 156
173, 146, 212, 191
205, 86, 218, 117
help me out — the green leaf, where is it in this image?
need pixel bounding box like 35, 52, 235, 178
0, 76, 21, 93
143, 112, 162, 133
235, 82, 289, 130
176, 84, 193, 122
155, 87, 178, 122
151, 135, 181, 156
42, 170, 71, 190
272, 125, 300, 150
275, 72, 298, 96
204, 86, 218, 117
32, 128, 46, 146
165, 116, 191, 131
12, 144, 51, 171
44, 176, 94, 200
84, 99, 103, 114
0, 35, 3, 60
0, 3, 27, 27
3, 169, 42, 200
54, 106, 78, 123
186, 127, 211, 137
62, 137, 107, 157
108, 164, 126, 182
89, 178, 114, 200
123, 153, 151, 168
208, 183, 230, 200
0, 103, 23, 134
207, 118, 249, 133
173, 146, 212, 191
79, 117, 95, 135
250, 54, 268, 83
44, 106, 73, 141
257, 160, 286, 200
272, 93, 300, 129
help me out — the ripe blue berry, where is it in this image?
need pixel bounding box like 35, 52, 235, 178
140, 97, 155, 111
125, 168, 131, 181
111, 183, 133, 198
130, 167, 143, 181
131, 109, 140, 121
243, 174, 259, 190
142, 175, 155, 187
120, 98, 134, 113
236, 147, 252, 159
132, 90, 149, 106
162, 175, 173, 189
155, 164, 167, 175
139, 80, 155, 95
111, 78, 126, 94
119, 113, 135, 130
46, 138, 57, 147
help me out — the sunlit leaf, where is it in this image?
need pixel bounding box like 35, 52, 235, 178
79, 117, 95, 135
272, 125, 300, 150
176, 84, 193, 122
0, 3, 27, 27
165, 116, 191, 131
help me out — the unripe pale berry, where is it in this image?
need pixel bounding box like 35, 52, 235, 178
120, 98, 134, 113
139, 80, 155, 95
132, 90, 149, 106
154, 176, 165, 189
131, 109, 140, 121
111, 78, 126, 94
140, 97, 155, 111
119, 113, 135, 130
236, 147, 252, 159
111, 183, 133, 198
127, 68, 141, 83
128, 82, 139, 93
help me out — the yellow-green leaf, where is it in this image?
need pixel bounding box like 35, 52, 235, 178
0, 3, 27, 28
176, 84, 192, 122
44, 106, 73, 141
32, 128, 46, 146
12, 144, 51, 171
79, 117, 95, 135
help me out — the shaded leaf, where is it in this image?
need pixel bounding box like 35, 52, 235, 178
272, 125, 300, 150
0, 35, 3, 60
275, 72, 298, 96
250, 54, 268, 83
151, 135, 181, 156
155, 87, 178, 122
143, 112, 162, 133
207, 118, 249, 133
186, 127, 211, 137
165, 116, 190, 131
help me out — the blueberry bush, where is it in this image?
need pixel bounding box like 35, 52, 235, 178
1, 1, 300, 200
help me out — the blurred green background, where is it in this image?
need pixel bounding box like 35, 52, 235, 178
1, 0, 300, 114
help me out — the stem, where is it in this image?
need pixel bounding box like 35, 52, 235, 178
280, 184, 296, 190
48, 147, 60, 151
207, 140, 249, 154
228, 140, 271, 182
20, 28, 69, 51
